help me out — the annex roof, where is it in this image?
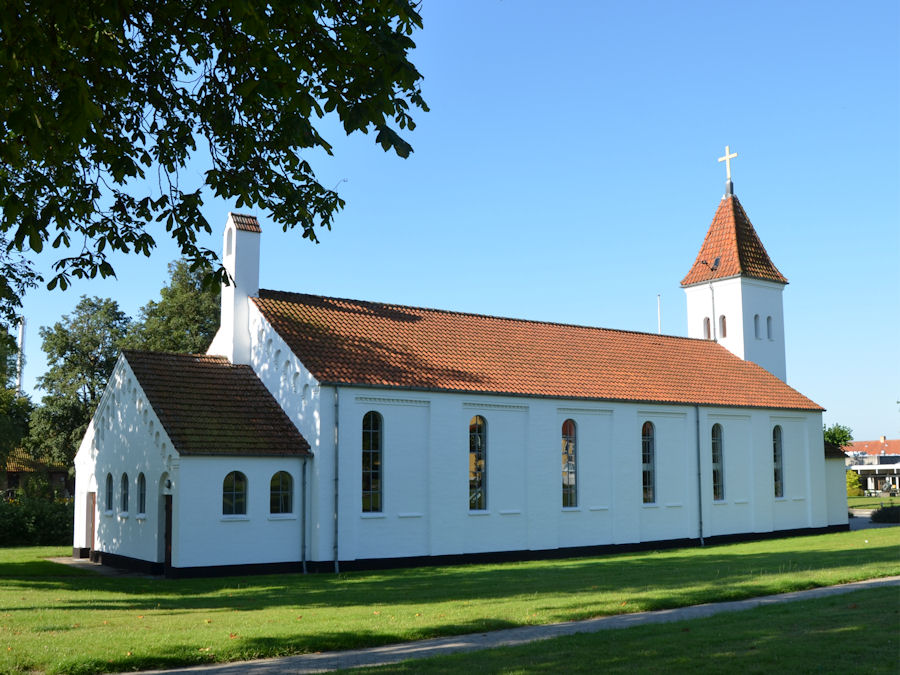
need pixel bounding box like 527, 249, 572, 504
122, 350, 310, 457
681, 195, 787, 287
253, 291, 822, 411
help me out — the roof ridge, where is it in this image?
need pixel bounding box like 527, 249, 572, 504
258, 288, 712, 344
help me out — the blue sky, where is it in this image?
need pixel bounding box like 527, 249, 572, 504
18, 0, 899, 441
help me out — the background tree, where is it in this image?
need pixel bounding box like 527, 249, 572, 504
26, 297, 130, 465
0, 1, 427, 330
0, 330, 31, 484
123, 259, 221, 353
824, 423, 854, 449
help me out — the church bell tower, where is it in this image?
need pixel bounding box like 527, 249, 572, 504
681, 147, 788, 381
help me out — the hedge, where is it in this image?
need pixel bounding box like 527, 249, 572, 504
0, 497, 74, 546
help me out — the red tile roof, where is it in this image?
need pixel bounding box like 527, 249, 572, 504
230, 213, 261, 233
123, 351, 310, 457
253, 291, 822, 411
681, 196, 787, 287
4, 447, 65, 472
848, 439, 900, 456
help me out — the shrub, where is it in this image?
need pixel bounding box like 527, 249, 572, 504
0, 496, 73, 546
846, 470, 863, 497
870, 505, 900, 524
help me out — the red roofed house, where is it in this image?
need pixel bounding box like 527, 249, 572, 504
845, 436, 900, 495
73, 175, 847, 576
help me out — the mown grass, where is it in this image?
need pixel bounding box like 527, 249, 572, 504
351, 587, 900, 674
848, 495, 899, 509
1, 528, 898, 675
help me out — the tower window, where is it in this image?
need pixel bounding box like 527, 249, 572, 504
766, 316, 773, 340
719, 315, 727, 338
703, 317, 711, 340
225, 228, 233, 256
754, 314, 761, 339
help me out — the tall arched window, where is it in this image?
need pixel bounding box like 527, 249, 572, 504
766, 316, 773, 340
773, 426, 784, 498
754, 314, 761, 339
719, 315, 727, 338
105, 473, 113, 511
703, 317, 711, 340
561, 419, 577, 507
469, 415, 487, 510
270, 471, 293, 514
362, 411, 383, 513
223, 471, 247, 515
137, 473, 146, 514
120, 473, 129, 512
642, 421, 655, 504
225, 228, 233, 256
711, 424, 724, 501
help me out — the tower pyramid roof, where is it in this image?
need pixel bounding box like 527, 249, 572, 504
681, 195, 787, 287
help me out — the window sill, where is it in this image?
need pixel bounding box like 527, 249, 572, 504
588, 505, 609, 512
499, 509, 521, 516
734, 499, 749, 505
398, 512, 423, 519
664, 503, 683, 509
774, 497, 788, 502
712, 500, 728, 506
268, 514, 297, 521
118, 512, 129, 519
791, 496, 806, 502
642, 503, 659, 509
103, 510, 114, 517
220, 515, 250, 522
468, 510, 490, 516
135, 514, 147, 521
360, 512, 386, 519
561, 507, 581, 512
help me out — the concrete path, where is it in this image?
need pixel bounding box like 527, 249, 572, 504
139, 575, 900, 675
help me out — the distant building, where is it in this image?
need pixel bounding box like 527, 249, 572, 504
3, 447, 71, 498
846, 436, 900, 495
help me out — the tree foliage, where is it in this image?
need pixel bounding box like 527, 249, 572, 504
0, 0, 427, 330
0, 329, 31, 475
824, 423, 853, 449
846, 469, 863, 497
27, 296, 130, 465
123, 259, 221, 353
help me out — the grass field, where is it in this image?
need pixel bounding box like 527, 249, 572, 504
351, 587, 900, 674
848, 496, 899, 509
1, 528, 898, 675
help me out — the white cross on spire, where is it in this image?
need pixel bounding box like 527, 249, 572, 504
718, 145, 738, 181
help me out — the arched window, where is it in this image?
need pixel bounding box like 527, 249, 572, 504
719, 315, 727, 338
362, 411, 383, 513
642, 422, 655, 504
270, 471, 293, 514
225, 228, 233, 256
754, 314, 761, 339
703, 317, 711, 340
561, 419, 577, 508
137, 473, 146, 514
223, 471, 247, 515
773, 426, 784, 498
766, 316, 773, 340
105, 473, 113, 511
469, 415, 487, 510
711, 424, 724, 501
120, 473, 129, 513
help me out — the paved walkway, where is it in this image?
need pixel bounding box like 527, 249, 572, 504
139, 575, 900, 675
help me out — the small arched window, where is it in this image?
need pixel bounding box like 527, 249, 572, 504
703, 317, 711, 340
225, 228, 233, 256
105, 473, 114, 511
766, 316, 773, 340
270, 471, 293, 514
362, 411, 383, 513
773, 426, 784, 498
719, 315, 727, 338
642, 421, 656, 504
711, 424, 724, 501
754, 314, 761, 339
469, 415, 487, 510
223, 471, 248, 515
561, 419, 577, 508
120, 473, 129, 513
137, 473, 147, 514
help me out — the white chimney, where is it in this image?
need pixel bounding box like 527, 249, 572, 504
207, 213, 260, 365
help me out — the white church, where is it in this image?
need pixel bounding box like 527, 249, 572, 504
73, 159, 849, 576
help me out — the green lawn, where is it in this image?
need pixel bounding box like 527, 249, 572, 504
350, 587, 900, 674
848, 496, 899, 509
1, 529, 898, 675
